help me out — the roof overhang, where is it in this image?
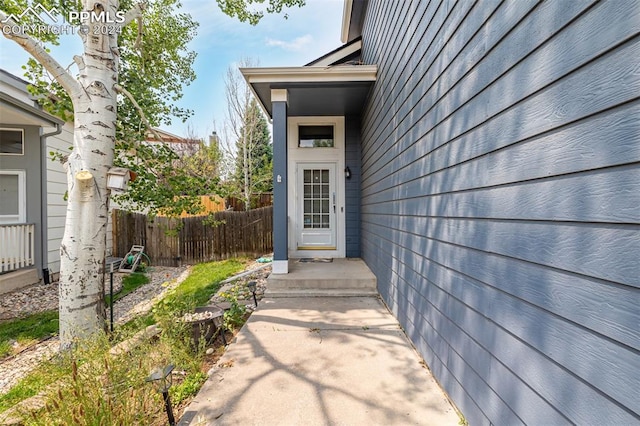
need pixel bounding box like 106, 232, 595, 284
0, 92, 64, 127
306, 38, 362, 67
241, 65, 377, 118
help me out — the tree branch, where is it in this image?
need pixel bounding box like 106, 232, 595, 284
114, 83, 163, 142
123, 2, 147, 26
0, 12, 80, 97
134, 17, 143, 51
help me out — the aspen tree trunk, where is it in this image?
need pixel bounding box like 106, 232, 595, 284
1, 0, 139, 347
57, 1, 121, 347
243, 124, 250, 211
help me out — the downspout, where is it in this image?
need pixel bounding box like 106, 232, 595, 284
40, 122, 63, 282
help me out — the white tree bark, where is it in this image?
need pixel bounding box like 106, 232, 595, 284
224, 59, 260, 211
2, 0, 143, 348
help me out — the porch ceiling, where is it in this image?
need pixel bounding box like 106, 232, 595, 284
241, 65, 377, 118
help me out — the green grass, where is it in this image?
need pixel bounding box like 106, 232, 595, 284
104, 272, 150, 305
0, 311, 59, 358
156, 258, 246, 315
170, 371, 208, 404
0, 372, 49, 413
119, 312, 156, 335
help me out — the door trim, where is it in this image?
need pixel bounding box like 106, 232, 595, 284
288, 116, 345, 258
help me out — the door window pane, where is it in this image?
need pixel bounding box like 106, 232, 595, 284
302, 168, 330, 229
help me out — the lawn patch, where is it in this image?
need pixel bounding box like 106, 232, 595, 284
0, 311, 59, 358
104, 272, 150, 306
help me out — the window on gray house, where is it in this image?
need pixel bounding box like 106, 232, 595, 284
0, 129, 24, 155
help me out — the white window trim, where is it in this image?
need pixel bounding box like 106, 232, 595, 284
0, 170, 26, 224
0, 128, 25, 156
288, 117, 344, 156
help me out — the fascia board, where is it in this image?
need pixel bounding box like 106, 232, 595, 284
341, 0, 354, 44
240, 65, 377, 84
311, 39, 362, 67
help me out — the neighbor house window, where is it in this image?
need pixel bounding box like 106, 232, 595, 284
298, 125, 334, 148
0, 171, 26, 224
0, 128, 24, 155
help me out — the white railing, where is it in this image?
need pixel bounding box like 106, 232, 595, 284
0, 223, 35, 273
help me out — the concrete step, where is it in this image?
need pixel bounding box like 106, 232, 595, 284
266, 288, 379, 298
266, 258, 377, 297
268, 277, 376, 290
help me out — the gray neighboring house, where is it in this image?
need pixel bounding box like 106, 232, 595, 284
243, 0, 640, 424
0, 69, 72, 293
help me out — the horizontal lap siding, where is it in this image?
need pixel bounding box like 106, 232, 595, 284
345, 116, 361, 257
360, 0, 640, 424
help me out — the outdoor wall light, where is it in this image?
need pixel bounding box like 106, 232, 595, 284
345, 166, 352, 179
146, 364, 176, 426
247, 280, 258, 306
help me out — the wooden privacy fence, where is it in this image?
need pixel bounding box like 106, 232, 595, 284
226, 193, 273, 212
112, 207, 273, 266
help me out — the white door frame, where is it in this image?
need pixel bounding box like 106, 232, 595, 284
288, 116, 345, 258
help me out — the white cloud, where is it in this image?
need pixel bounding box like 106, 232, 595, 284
265, 34, 313, 51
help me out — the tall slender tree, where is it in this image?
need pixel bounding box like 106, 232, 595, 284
224, 61, 272, 211
232, 98, 272, 210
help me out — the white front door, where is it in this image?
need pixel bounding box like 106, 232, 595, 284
296, 163, 336, 250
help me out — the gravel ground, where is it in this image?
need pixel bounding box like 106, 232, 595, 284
0, 266, 186, 321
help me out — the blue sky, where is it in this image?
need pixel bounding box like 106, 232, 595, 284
0, 0, 344, 138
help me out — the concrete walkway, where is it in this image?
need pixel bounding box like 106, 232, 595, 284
178, 297, 459, 425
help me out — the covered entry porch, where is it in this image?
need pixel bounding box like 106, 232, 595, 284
241, 53, 376, 277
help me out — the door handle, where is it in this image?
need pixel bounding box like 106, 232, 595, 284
332, 192, 336, 213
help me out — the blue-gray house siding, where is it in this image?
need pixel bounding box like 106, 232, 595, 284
358, 0, 640, 424
345, 115, 361, 258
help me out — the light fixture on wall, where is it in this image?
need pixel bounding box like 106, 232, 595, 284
345, 166, 352, 179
